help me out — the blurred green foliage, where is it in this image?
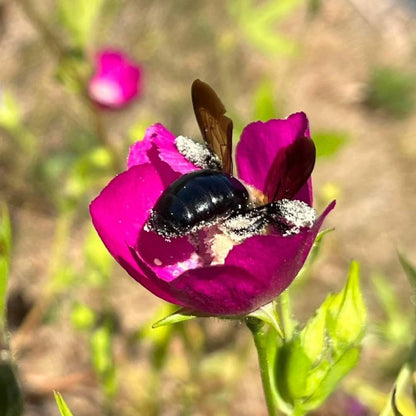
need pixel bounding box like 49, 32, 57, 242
70, 302, 95, 331
372, 272, 412, 345
228, 0, 305, 56
57, 0, 104, 48
253, 79, 281, 121
91, 323, 118, 399
313, 130, 349, 159
365, 67, 416, 118
0, 90, 37, 157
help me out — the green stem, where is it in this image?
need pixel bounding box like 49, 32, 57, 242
246, 317, 280, 416
90, 104, 124, 173
280, 290, 295, 340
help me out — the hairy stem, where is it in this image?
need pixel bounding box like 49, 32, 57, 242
246, 317, 281, 416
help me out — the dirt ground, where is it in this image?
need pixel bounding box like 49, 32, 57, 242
2, 0, 416, 415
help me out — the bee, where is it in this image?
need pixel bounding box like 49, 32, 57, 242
147, 80, 317, 241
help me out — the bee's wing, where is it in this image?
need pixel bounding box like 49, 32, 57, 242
265, 137, 316, 202
192, 79, 233, 175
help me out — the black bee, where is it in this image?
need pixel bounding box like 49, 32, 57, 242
147, 80, 317, 241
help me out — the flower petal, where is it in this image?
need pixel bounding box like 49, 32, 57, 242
128, 124, 197, 174
136, 228, 198, 282
236, 112, 310, 199
89, 164, 179, 303
264, 137, 315, 202
167, 265, 268, 316
89, 49, 141, 109
224, 200, 336, 309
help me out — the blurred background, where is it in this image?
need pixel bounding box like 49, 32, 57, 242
1, 0, 416, 415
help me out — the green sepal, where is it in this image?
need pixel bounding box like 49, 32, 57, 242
273, 261, 366, 413
152, 307, 198, 328
325, 261, 366, 352
54, 391, 74, 416
302, 347, 361, 411
248, 302, 284, 339
276, 337, 313, 402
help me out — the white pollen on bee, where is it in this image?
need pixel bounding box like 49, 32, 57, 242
277, 199, 317, 235
175, 135, 222, 170
153, 258, 162, 266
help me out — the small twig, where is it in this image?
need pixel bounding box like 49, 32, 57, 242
12, 213, 72, 354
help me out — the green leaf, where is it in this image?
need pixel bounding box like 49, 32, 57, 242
54, 391, 74, 416
0, 204, 11, 332
152, 307, 198, 328
398, 251, 416, 292
57, 0, 104, 47
326, 261, 366, 351
313, 130, 349, 159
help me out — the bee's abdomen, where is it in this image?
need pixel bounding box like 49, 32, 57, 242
148, 170, 249, 238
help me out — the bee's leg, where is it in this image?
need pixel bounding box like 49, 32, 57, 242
221, 199, 317, 242
220, 209, 271, 242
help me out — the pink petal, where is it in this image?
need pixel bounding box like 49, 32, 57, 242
89, 164, 179, 303
167, 265, 268, 316
224, 200, 336, 309
89, 49, 141, 109
236, 112, 310, 200
152, 201, 335, 316
128, 124, 197, 174
136, 228, 198, 283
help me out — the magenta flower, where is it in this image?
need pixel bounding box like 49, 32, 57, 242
90, 113, 335, 316
88, 49, 142, 109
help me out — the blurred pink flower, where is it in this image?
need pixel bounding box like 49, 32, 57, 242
90, 113, 335, 316
88, 49, 142, 109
